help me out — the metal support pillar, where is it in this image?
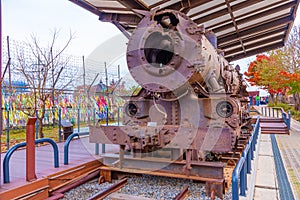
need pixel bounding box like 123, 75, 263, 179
26, 117, 37, 182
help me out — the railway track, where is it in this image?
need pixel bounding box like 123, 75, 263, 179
0, 159, 233, 200
61, 174, 229, 200
0, 122, 254, 200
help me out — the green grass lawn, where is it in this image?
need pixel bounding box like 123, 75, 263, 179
0, 120, 116, 153
1, 125, 60, 152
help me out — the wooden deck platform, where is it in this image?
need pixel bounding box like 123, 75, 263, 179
0, 136, 119, 192
260, 117, 289, 134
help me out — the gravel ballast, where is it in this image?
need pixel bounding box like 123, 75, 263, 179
61, 175, 232, 200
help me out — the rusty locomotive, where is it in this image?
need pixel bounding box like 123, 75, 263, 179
90, 9, 252, 197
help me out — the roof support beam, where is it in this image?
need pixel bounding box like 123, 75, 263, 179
218, 15, 293, 45
149, 0, 170, 9
194, 0, 264, 24
115, 0, 149, 10
213, 1, 297, 33
226, 42, 284, 61
225, 0, 245, 55
69, 0, 102, 16
219, 27, 287, 49
284, 0, 300, 43
189, 2, 227, 18
99, 12, 142, 26
225, 35, 284, 56
207, 1, 297, 30
164, 0, 211, 11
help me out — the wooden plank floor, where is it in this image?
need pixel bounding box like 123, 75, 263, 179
0, 136, 119, 192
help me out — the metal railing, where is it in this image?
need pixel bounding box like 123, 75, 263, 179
260, 107, 291, 130
271, 134, 295, 200
64, 132, 89, 165
3, 138, 59, 183
232, 116, 260, 200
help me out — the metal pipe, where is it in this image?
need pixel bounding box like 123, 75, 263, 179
103, 62, 108, 154
240, 161, 247, 196
232, 116, 260, 200
6, 109, 9, 149
35, 110, 39, 140
232, 157, 245, 200
58, 108, 62, 142
64, 132, 89, 165
3, 138, 59, 183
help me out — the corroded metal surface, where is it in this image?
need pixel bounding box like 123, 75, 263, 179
90, 9, 253, 198
87, 178, 127, 200
91, 9, 251, 155
173, 186, 189, 200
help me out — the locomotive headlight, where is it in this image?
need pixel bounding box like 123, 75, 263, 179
125, 102, 138, 117
216, 101, 234, 118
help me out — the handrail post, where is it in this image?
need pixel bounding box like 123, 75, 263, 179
3, 138, 58, 183
247, 152, 251, 173
35, 110, 39, 140
240, 163, 247, 196
58, 108, 62, 142
36, 138, 59, 168
3, 142, 26, 183
26, 117, 37, 182
6, 109, 10, 149
64, 133, 79, 165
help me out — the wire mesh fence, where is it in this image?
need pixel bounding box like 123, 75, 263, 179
1, 36, 128, 151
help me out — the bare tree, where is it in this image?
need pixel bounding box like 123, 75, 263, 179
13, 30, 77, 138
286, 25, 300, 110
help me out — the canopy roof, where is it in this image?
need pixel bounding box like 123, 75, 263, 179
70, 0, 299, 61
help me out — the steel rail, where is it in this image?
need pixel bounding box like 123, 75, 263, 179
87, 178, 127, 200
173, 186, 189, 200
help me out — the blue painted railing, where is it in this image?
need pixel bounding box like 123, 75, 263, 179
3, 138, 59, 183
232, 116, 260, 200
271, 134, 295, 200
64, 132, 89, 165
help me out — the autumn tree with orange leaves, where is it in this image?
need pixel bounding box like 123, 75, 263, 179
244, 25, 300, 110
244, 54, 287, 104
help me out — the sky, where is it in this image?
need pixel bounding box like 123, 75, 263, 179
2, 0, 300, 95
2, 0, 123, 56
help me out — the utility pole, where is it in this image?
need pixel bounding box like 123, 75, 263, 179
7, 36, 11, 95
83, 56, 86, 91
50, 47, 55, 126
105, 62, 108, 126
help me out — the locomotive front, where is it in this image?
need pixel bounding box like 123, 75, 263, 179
90, 9, 251, 160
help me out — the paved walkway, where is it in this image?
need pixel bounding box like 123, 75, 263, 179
276, 120, 300, 200
0, 136, 118, 192
252, 134, 280, 200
